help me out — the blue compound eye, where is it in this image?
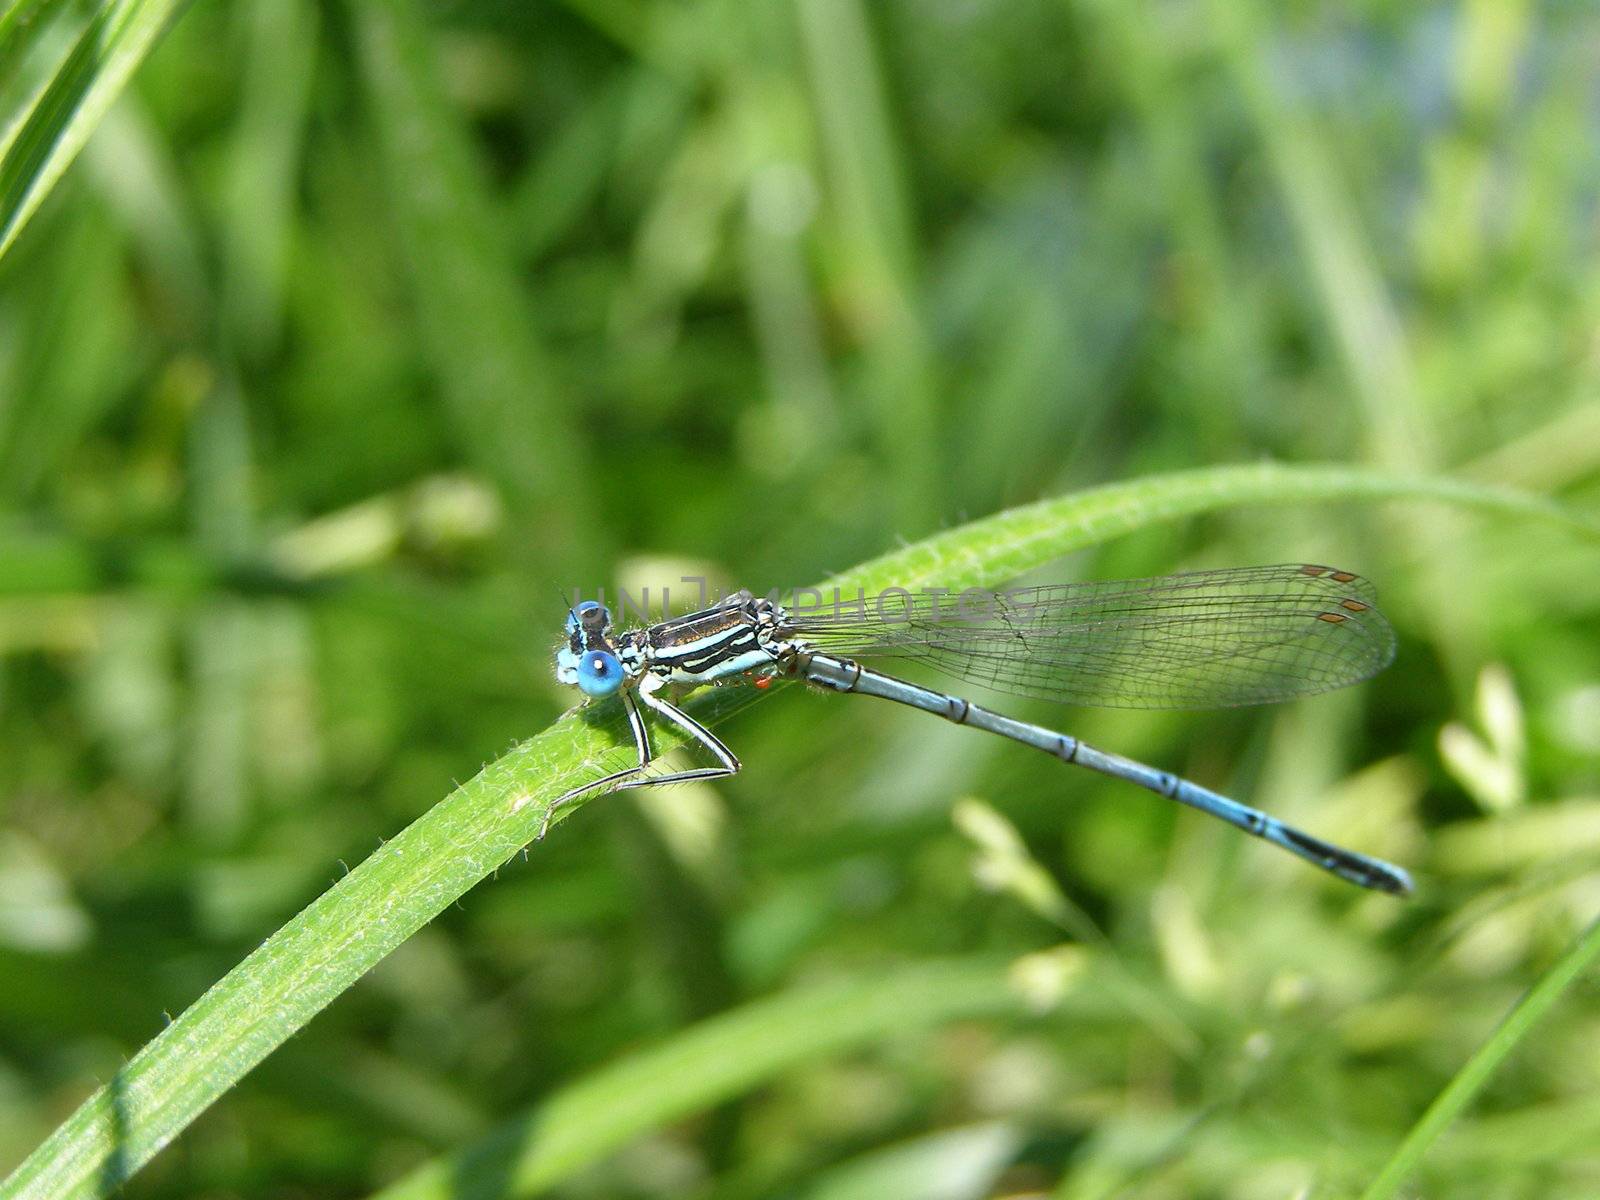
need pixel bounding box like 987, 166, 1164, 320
576, 649, 624, 698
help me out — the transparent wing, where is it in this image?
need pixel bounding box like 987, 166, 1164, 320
784, 564, 1395, 710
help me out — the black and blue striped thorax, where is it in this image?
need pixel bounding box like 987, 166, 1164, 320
625, 590, 791, 685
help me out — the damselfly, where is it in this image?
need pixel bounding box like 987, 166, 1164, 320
551, 563, 1412, 895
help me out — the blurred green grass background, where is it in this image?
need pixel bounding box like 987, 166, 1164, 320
1, 0, 1599, 1197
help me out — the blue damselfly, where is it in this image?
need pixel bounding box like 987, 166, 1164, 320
551, 563, 1411, 895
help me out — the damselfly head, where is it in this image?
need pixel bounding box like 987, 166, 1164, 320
555, 601, 625, 698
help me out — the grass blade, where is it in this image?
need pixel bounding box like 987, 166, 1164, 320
1, 463, 1589, 1200
355, 0, 598, 565
828, 461, 1596, 598
1209, 0, 1431, 472
797, 0, 938, 531
1359, 910, 1600, 1200
794, 1122, 1023, 1200
371, 960, 1024, 1200
0, 0, 75, 99
0, 0, 193, 262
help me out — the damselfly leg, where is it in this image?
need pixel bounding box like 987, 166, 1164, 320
540, 677, 742, 838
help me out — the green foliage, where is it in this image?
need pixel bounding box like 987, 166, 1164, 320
1361, 914, 1600, 1200
4, 465, 1581, 1200
374, 960, 1027, 1200
0, 0, 192, 260
2, 0, 1599, 1198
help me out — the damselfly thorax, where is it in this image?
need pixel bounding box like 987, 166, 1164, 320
626, 590, 791, 687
